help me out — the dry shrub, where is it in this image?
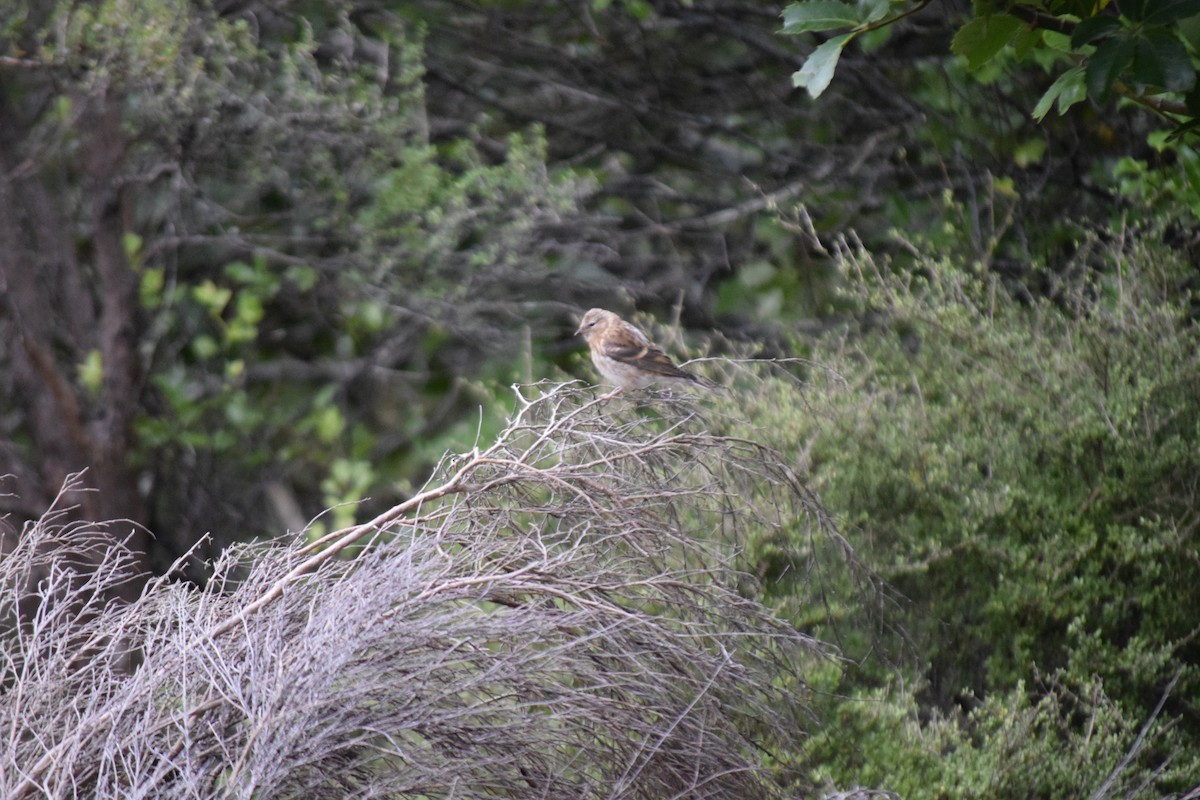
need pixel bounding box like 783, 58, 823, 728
0, 383, 849, 799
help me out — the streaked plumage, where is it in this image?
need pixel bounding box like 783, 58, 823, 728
575, 308, 712, 397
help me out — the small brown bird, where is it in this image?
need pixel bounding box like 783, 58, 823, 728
575, 308, 714, 398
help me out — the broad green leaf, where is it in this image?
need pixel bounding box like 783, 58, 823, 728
1178, 13, 1200, 51
1010, 27, 1042, 61
792, 32, 853, 98
1146, 130, 1172, 152
1070, 15, 1122, 49
1130, 0, 1200, 24
1033, 65, 1086, 120
1040, 30, 1075, 54
1086, 35, 1135, 100
951, 14, 1023, 71
781, 1, 860, 34
860, 0, 891, 23
1131, 30, 1195, 92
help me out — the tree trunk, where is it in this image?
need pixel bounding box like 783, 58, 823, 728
0, 85, 150, 589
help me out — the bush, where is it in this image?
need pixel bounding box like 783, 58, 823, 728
0, 385, 845, 799
737, 232, 1200, 795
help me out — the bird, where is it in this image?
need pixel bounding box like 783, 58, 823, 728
575, 308, 715, 398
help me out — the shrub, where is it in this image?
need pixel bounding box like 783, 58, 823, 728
743, 233, 1200, 795
0, 384, 844, 799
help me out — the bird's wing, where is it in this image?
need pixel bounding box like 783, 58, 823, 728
616, 319, 653, 346
602, 339, 698, 380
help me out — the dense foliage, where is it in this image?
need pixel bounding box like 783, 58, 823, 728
733, 236, 1200, 795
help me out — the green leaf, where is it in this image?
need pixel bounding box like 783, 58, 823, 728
1012, 138, 1047, 167
235, 291, 265, 326
859, 25, 894, 52
78, 349, 104, 396
139, 267, 165, 309
192, 334, 220, 360
193, 280, 233, 315
285, 265, 319, 291
792, 33, 853, 97
1070, 15, 1122, 49
1045, 0, 1095, 15
992, 174, 1019, 198
53, 95, 72, 122
1166, 115, 1200, 142
313, 405, 346, 444
225, 258, 280, 294
1033, 66, 1087, 120
781, 1, 860, 34
860, 0, 891, 23
1128, 0, 1200, 24
952, 14, 1023, 71
1131, 30, 1195, 92
122, 231, 143, 264
1086, 35, 1135, 100
1178, 13, 1200, 51
626, 0, 653, 22
1010, 27, 1042, 61
224, 260, 257, 284
1040, 30, 1075, 55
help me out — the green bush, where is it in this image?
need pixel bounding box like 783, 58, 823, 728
801, 672, 1191, 798
733, 232, 1200, 795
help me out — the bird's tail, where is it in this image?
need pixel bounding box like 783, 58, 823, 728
686, 371, 723, 393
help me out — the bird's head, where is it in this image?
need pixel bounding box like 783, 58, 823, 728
575, 308, 615, 341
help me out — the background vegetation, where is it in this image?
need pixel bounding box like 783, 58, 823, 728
2, 0, 1198, 796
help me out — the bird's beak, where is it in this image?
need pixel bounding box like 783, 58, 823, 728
574, 322, 585, 337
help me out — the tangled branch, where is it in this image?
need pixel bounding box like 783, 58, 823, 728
1, 383, 852, 799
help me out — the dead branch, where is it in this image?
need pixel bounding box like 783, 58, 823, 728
1, 383, 851, 799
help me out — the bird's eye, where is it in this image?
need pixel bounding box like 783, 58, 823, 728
588, 321, 596, 328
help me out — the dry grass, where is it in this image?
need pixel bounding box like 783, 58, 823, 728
0, 383, 850, 799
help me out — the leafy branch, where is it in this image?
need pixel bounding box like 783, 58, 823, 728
781, 0, 1200, 135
